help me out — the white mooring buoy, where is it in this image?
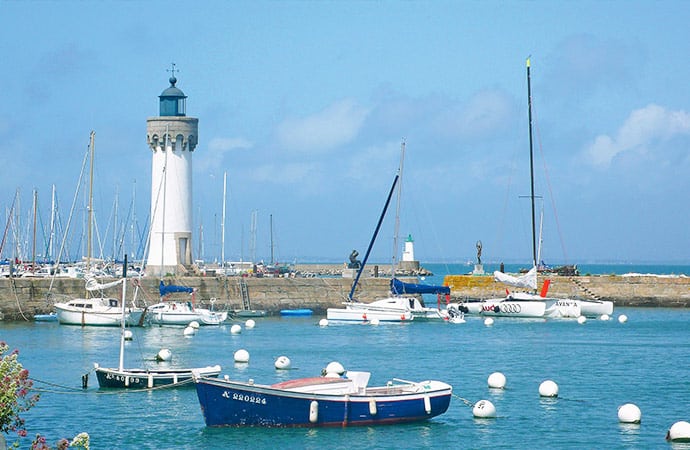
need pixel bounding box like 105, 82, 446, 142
617, 403, 641, 424
618, 314, 628, 323
124, 330, 133, 341
370, 318, 380, 326
245, 319, 256, 329
577, 315, 587, 324
319, 318, 329, 327
156, 348, 172, 362
539, 380, 559, 397
488, 372, 507, 389
275, 356, 292, 370
472, 399, 497, 418
600, 314, 610, 321
183, 326, 195, 336
230, 324, 242, 334
189, 320, 200, 329
484, 317, 494, 326
234, 349, 250, 363
666, 421, 690, 442
324, 361, 345, 377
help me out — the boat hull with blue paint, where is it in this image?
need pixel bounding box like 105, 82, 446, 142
194, 371, 452, 427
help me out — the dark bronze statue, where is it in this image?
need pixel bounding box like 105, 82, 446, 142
348, 250, 361, 269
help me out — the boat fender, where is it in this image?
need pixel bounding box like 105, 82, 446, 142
493, 305, 500, 313
309, 400, 319, 423
423, 395, 432, 414
369, 398, 377, 415
460, 305, 469, 313
81, 373, 88, 389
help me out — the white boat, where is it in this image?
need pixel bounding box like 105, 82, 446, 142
147, 282, 227, 325
472, 60, 609, 320
327, 143, 445, 323
147, 301, 228, 326
94, 256, 222, 389
55, 295, 145, 326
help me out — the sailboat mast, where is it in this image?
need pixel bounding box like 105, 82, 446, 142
269, 214, 274, 265
221, 171, 226, 268
118, 254, 128, 371
349, 173, 399, 301
391, 140, 405, 278
31, 189, 37, 272
526, 58, 537, 268
87, 131, 95, 272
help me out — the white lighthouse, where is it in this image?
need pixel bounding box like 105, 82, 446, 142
145, 69, 198, 277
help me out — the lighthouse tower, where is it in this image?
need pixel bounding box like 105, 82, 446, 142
145, 69, 198, 277
398, 234, 420, 273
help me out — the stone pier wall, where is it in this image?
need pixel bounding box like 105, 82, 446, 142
1, 270, 688, 321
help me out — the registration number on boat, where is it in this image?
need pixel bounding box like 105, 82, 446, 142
222, 390, 267, 405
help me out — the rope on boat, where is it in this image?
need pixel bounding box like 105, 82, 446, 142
29, 376, 195, 395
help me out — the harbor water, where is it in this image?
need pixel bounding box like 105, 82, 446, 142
3, 305, 690, 449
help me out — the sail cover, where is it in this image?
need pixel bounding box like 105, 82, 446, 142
84, 275, 124, 292
159, 281, 194, 296
390, 278, 450, 295
493, 266, 537, 290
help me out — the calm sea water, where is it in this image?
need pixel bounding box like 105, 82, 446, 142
2, 264, 689, 449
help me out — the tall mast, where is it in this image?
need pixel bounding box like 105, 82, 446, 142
87, 131, 95, 271
221, 171, 227, 267
31, 189, 37, 271
49, 184, 56, 262
160, 126, 169, 279
391, 140, 405, 278
118, 254, 128, 371
269, 214, 274, 265
526, 58, 537, 268
349, 173, 399, 301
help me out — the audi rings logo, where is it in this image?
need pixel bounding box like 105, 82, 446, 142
497, 303, 522, 314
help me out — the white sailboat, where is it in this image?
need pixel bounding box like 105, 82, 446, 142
475, 60, 582, 319
327, 142, 445, 323
55, 131, 145, 326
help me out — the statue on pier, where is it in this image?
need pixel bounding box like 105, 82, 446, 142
476, 240, 482, 265
348, 250, 361, 269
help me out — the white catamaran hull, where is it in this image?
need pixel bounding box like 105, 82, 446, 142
479, 293, 581, 319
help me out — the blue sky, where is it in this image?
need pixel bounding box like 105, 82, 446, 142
1, 0, 689, 265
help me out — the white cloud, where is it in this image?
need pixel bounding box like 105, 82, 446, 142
584, 104, 690, 168
276, 99, 370, 152
431, 89, 514, 140
196, 136, 253, 172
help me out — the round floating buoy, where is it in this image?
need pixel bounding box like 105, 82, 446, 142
488, 372, 507, 389
667, 421, 690, 442
230, 324, 242, 334
275, 355, 291, 370
362, 313, 367, 320
245, 319, 256, 329
472, 399, 497, 418
484, 317, 494, 327
539, 380, 559, 397
319, 318, 329, 327
577, 315, 587, 324
189, 320, 200, 329
600, 314, 610, 321
183, 326, 195, 336
234, 349, 250, 363
325, 361, 345, 377
156, 348, 172, 362
617, 403, 641, 424
124, 330, 133, 341
370, 318, 380, 326
618, 314, 628, 323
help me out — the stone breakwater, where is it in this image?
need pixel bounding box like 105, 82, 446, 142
0, 269, 688, 321
443, 274, 690, 307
